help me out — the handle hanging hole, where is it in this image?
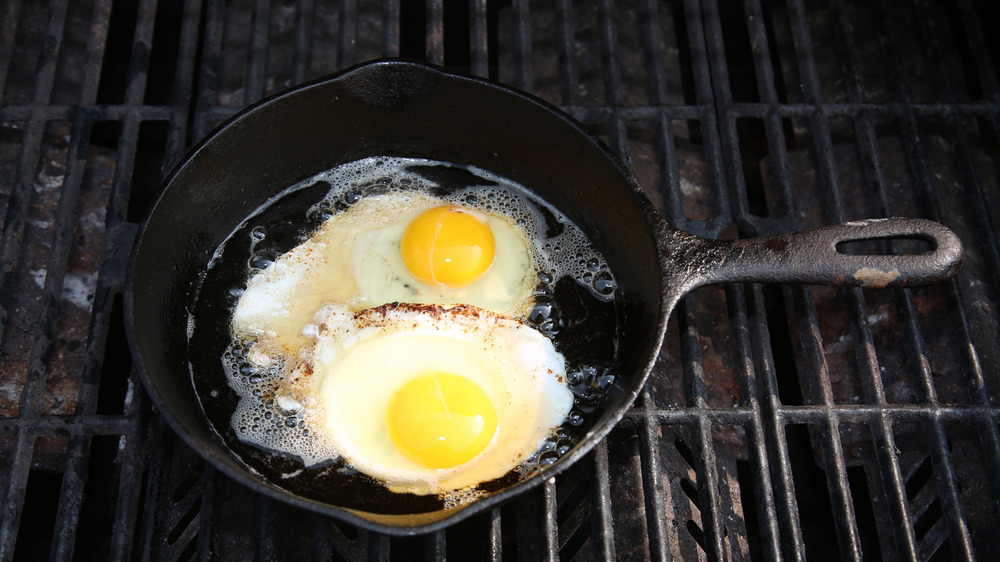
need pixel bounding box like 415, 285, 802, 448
835, 236, 935, 256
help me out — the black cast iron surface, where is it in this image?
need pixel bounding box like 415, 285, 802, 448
1, 0, 999, 560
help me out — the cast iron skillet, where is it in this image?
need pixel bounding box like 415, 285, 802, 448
125, 60, 963, 535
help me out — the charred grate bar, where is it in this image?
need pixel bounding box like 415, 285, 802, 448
1, 0, 998, 560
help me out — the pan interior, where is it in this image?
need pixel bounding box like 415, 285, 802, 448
127, 61, 665, 530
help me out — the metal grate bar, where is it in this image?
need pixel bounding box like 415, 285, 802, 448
844, 285, 922, 558
108, 0, 161, 217
725, 284, 784, 559
306, 512, 333, 560
596, 0, 628, 165
745, 9, 894, 559
678, 300, 708, 413
122, 0, 160, 106
108, 388, 150, 561
783, 3, 894, 557
651, 112, 685, 225
256, 495, 274, 558
0, 415, 140, 434
783, 4, 882, 561
519, 99, 995, 117
912, 0, 1000, 312
697, 8, 808, 561
563, 104, 705, 124
648, 2, 718, 228
631, 405, 998, 425
956, 0, 1000, 101
673, 0, 727, 235
955, 0, 1000, 185
244, 0, 271, 104
595, 0, 622, 108
785, 0, 842, 221
937, 298, 1000, 510
144, 433, 214, 561
0, 104, 177, 121
0, 0, 23, 100
193, 0, 225, 140
639, 0, 668, 106
791, 289, 864, 560
699, 0, 742, 236
682, 0, 715, 104
638, 390, 670, 561
48, 117, 135, 558
676, 298, 728, 559
510, 0, 532, 93
197, 465, 217, 560
895, 287, 978, 560
763, 407, 999, 424
425, 0, 443, 66
135, 416, 165, 557
469, 0, 487, 78
875, 1, 996, 557
921, 423, 976, 560
588, 440, 616, 560
830, 1, 960, 558
488, 507, 502, 560
369, 532, 390, 561
521, 101, 999, 120
338, 0, 358, 68
542, 479, 558, 560
553, 0, 576, 105
382, 0, 399, 57
742, 0, 794, 224
29, 0, 70, 105
105, 124, 141, 252
426, 529, 446, 560
0, 435, 33, 559
1, 0, 101, 341
4, 108, 95, 559
49, 435, 91, 561
0, 0, 70, 343
697, 416, 730, 559
292, 0, 315, 84
79, 0, 114, 106
164, 0, 205, 171
875, 1, 1000, 431
84, 49, 157, 550
745, 284, 807, 560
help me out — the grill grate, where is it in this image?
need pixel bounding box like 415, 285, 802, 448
1, 0, 999, 560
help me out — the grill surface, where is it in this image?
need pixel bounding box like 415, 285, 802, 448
1, 0, 999, 560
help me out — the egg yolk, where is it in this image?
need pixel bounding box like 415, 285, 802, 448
400, 206, 496, 289
386, 372, 499, 469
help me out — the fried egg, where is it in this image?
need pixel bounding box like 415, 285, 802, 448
229, 303, 573, 496
232, 193, 534, 356
219, 157, 618, 498
353, 202, 534, 310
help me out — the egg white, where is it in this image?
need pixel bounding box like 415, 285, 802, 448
231, 193, 534, 357
352, 208, 532, 312
301, 303, 573, 495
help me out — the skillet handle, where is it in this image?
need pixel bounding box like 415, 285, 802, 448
684, 218, 964, 289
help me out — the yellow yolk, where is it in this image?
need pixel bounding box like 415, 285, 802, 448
386, 372, 499, 469
400, 206, 496, 289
